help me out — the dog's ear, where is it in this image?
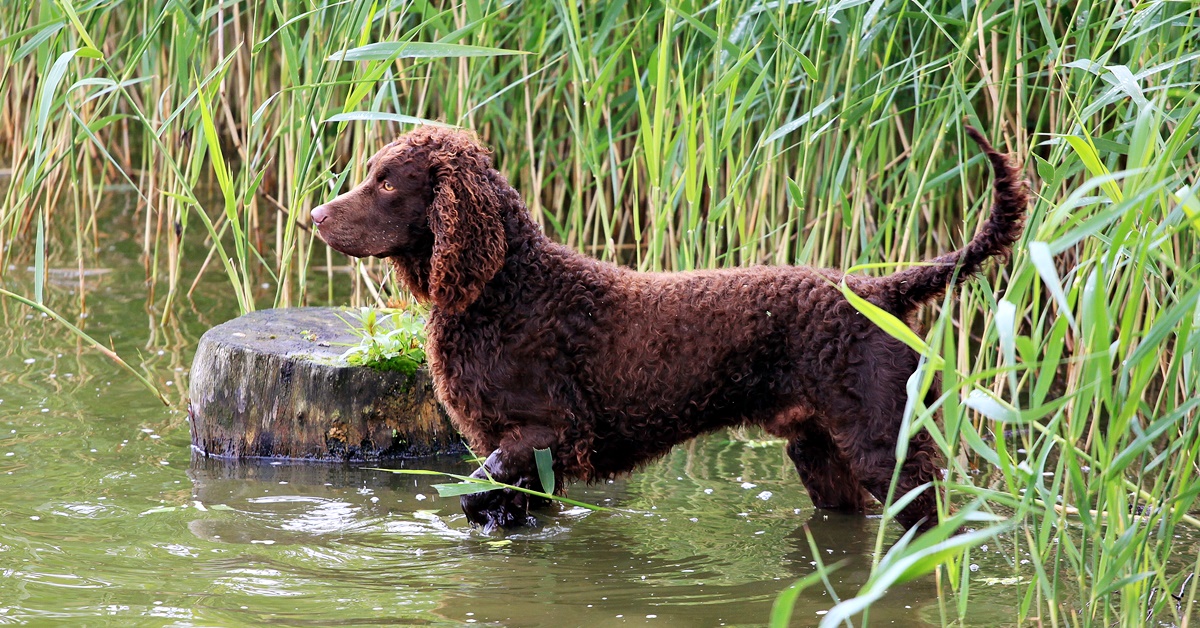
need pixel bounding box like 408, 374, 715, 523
427, 138, 507, 314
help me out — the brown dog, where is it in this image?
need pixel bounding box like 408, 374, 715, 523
311, 126, 1027, 532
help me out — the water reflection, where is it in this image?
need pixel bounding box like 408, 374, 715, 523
176, 446, 1015, 627
187, 456, 477, 545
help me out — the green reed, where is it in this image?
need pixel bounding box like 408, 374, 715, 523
1, 0, 1198, 625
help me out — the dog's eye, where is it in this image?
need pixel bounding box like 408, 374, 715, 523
381, 180, 395, 192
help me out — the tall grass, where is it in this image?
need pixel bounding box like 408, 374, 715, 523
1, 0, 1198, 624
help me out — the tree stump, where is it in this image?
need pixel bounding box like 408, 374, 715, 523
188, 307, 464, 461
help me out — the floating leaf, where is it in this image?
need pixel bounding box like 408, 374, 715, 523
140, 505, 182, 516
369, 468, 608, 511
979, 576, 1026, 586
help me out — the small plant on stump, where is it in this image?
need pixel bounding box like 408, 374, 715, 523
337, 304, 427, 375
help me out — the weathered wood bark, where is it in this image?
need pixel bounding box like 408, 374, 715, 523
188, 307, 464, 461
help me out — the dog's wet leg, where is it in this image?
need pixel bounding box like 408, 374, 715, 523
786, 423, 872, 513
841, 415, 944, 532
461, 425, 559, 531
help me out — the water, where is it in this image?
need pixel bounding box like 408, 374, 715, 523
0, 201, 1027, 626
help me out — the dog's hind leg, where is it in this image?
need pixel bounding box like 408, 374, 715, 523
785, 422, 872, 512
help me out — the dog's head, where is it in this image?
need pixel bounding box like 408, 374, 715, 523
312, 126, 508, 313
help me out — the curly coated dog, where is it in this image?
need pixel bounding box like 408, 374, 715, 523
311, 125, 1028, 533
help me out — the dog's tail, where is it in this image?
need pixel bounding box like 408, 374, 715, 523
871, 126, 1028, 315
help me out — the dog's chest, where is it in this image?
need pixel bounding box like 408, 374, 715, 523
426, 313, 571, 423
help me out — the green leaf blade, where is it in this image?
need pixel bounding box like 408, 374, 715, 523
327, 41, 528, 62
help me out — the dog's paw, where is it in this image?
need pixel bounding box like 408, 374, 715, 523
461, 487, 537, 531
461, 459, 539, 531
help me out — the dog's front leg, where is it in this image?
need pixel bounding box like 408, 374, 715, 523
461, 426, 558, 532
461, 449, 542, 531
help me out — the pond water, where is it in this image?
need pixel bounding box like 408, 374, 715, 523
1, 200, 1028, 626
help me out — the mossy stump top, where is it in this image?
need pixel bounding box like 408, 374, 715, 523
188, 307, 463, 461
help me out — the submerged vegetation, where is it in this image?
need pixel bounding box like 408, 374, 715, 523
1, 0, 1198, 625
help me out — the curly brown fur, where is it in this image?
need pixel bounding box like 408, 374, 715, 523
311, 125, 1029, 533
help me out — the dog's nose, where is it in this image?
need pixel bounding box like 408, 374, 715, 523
311, 204, 330, 225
